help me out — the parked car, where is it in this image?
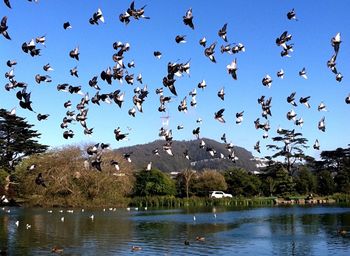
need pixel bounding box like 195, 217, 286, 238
209, 191, 233, 199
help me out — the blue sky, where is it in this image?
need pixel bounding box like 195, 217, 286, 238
1, 0, 349, 158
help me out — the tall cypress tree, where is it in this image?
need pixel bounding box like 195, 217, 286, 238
0, 109, 48, 173
266, 129, 309, 175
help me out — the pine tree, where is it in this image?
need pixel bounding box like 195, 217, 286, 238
266, 129, 309, 175
0, 109, 48, 173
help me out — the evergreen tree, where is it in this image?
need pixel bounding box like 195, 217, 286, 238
266, 129, 309, 174
295, 166, 317, 195
317, 170, 336, 195
0, 109, 48, 173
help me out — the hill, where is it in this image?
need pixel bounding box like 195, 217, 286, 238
115, 138, 258, 173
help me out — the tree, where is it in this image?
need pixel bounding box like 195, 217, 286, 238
262, 164, 296, 196
192, 169, 227, 197
295, 166, 317, 195
264, 176, 276, 196
133, 169, 176, 197
266, 129, 309, 174
0, 109, 48, 173
14, 145, 135, 207
176, 168, 196, 199
224, 168, 261, 197
320, 147, 350, 172
317, 170, 336, 195
274, 167, 296, 196
334, 169, 350, 194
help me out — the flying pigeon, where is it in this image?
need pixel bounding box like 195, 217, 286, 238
183, 8, 194, 29
153, 51, 162, 59
277, 69, 284, 79
1, 16, 11, 40
313, 139, 320, 150
192, 127, 200, 139
69, 47, 79, 60
299, 96, 311, 108
35, 35, 46, 45
204, 42, 217, 63
214, 108, 225, 123
336, 73, 343, 82
235, 111, 244, 125
35, 173, 47, 187
6, 60, 17, 67
197, 80, 206, 90
183, 149, 190, 160
199, 37, 207, 47
146, 162, 152, 171
123, 152, 133, 162
318, 102, 327, 111
254, 141, 261, 153
287, 109, 297, 121
318, 117, 326, 132
4, 0, 11, 8
221, 133, 227, 143
37, 113, 49, 121
63, 130, 74, 139
43, 63, 54, 72
346, 94, 350, 104
175, 35, 186, 44
331, 33, 341, 54
89, 8, 105, 25
217, 87, 225, 100
287, 92, 297, 107
91, 158, 102, 172
63, 21, 72, 30
163, 143, 173, 156
218, 23, 228, 42
114, 127, 129, 141
294, 117, 304, 127
232, 43, 245, 54
287, 8, 298, 20
220, 44, 231, 54
227, 59, 237, 80
299, 67, 308, 79
262, 75, 272, 88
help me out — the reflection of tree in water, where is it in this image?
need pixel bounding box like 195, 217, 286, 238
269, 212, 314, 256
2, 209, 134, 255
301, 214, 322, 234
319, 213, 350, 247
0, 215, 10, 254
2, 208, 350, 254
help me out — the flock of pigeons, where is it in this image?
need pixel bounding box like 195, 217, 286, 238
1, 1, 350, 179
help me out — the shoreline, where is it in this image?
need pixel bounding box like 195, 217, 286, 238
2, 194, 349, 209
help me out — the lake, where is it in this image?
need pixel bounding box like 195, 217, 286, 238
1, 205, 350, 255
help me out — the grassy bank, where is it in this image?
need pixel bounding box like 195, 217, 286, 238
5, 194, 350, 209
129, 196, 277, 208
129, 194, 350, 208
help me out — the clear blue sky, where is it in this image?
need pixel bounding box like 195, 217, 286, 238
1, 0, 349, 159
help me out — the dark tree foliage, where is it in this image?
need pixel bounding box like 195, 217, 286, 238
259, 163, 296, 196
266, 129, 309, 174
0, 109, 48, 173
133, 169, 176, 196
320, 147, 350, 172
224, 168, 261, 197
317, 170, 336, 195
295, 166, 317, 195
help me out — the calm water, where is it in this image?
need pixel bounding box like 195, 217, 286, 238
1, 205, 350, 255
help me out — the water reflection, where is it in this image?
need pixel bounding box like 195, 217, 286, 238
0, 206, 350, 255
